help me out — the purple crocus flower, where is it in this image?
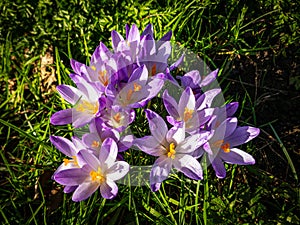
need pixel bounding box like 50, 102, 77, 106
163, 87, 214, 134
50, 74, 103, 128
134, 109, 209, 191
178, 69, 219, 98
53, 138, 130, 201
82, 118, 134, 155
111, 65, 164, 108
196, 117, 260, 178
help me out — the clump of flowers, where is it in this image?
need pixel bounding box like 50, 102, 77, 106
50, 24, 260, 201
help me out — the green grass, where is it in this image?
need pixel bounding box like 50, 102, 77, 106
1, 0, 299, 224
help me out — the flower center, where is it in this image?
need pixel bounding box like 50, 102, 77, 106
76, 100, 99, 114
91, 140, 100, 148
183, 107, 194, 122
221, 142, 230, 153
90, 167, 105, 184
151, 64, 157, 76
63, 156, 78, 166
113, 112, 122, 124
98, 70, 109, 86
211, 139, 224, 149
126, 83, 142, 101
167, 143, 176, 159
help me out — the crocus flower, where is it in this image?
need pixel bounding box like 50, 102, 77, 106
82, 118, 134, 155
134, 109, 209, 191
50, 74, 103, 128
163, 87, 214, 134
196, 117, 260, 178
112, 65, 164, 108
178, 69, 219, 98
50, 135, 87, 193
53, 138, 130, 201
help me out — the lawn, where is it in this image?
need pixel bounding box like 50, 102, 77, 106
0, 0, 299, 224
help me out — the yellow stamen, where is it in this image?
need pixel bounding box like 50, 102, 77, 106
183, 107, 194, 122
151, 64, 157, 76
91, 65, 96, 71
167, 143, 176, 159
133, 83, 142, 92
90, 167, 105, 184
63, 156, 78, 166
91, 140, 100, 148
76, 100, 99, 114
98, 70, 109, 86
113, 112, 122, 124
221, 142, 230, 153
126, 89, 134, 101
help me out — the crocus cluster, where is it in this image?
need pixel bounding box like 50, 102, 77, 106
50, 24, 260, 201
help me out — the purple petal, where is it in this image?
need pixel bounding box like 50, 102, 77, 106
170, 53, 184, 71
72, 182, 99, 202
100, 179, 118, 199
200, 69, 218, 87
77, 149, 99, 171
208, 155, 226, 178
173, 155, 203, 180
166, 122, 185, 144
178, 87, 195, 117
150, 156, 172, 184
163, 90, 179, 119
225, 102, 239, 117
53, 168, 87, 186
118, 135, 134, 152
220, 148, 255, 165
141, 24, 153, 37
106, 161, 130, 181
127, 24, 140, 42
63, 185, 77, 193
145, 109, 168, 144
225, 126, 260, 147
99, 138, 118, 167
50, 109, 73, 125
134, 136, 165, 156
111, 30, 124, 51
177, 132, 209, 154
197, 88, 221, 110
50, 136, 77, 156
150, 182, 161, 192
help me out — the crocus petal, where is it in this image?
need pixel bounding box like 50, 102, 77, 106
196, 88, 221, 110
106, 161, 130, 181
99, 138, 118, 168
77, 149, 99, 171
220, 148, 255, 165
150, 156, 172, 184
50, 136, 77, 157
111, 30, 124, 51
72, 182, 99, 202
100, 179, 118, 199
173, 155, 203, 180
53, 168, 87, 186
141, 24, 153, 37
118, 135, 134, 152
134, 136, 165, 156
127, 24, 140, 42
225, 102, 239, 117
169, 53, 184, 71
56, 85, 82, 105
50, 109, 73, 125
166, 122, 185, 144
145, 109, 168, 143
163, 89, 180, 119
150, 182, 161, 192
178, 87, 195, 117
226, 126, 260, 147
208, 155, 226, 178
177, 132, 209, 154
200, 69, 218, 87
64, 185, 78, 193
